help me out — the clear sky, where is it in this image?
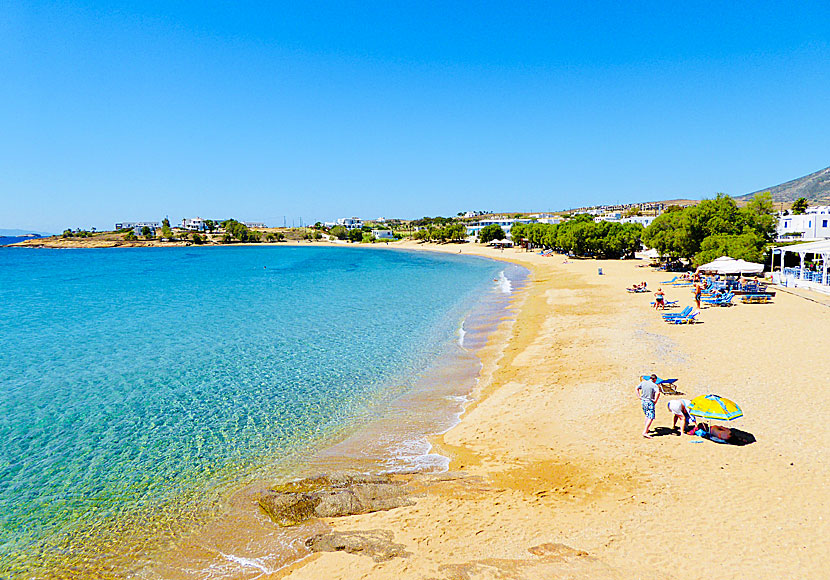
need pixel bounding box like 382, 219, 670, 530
2, 1, 829, 232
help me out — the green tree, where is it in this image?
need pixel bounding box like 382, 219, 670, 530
695, 232, 766, 265
124, 231, 138, 241
141, 226, 152, 238
446, 223, 467, 241
162, 218, 171, 228
160, 224, 174, 240
191, 233, 205, 244
220, 219, 250, 242
204, 219, 216, 232
347, 228, 363, 243
479, 224, 506, 243
791, 197, 809, 215
330, 225, 348, 240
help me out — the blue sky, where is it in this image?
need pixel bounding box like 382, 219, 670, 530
2, 1, 829, 232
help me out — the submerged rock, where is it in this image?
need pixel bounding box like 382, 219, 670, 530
258, 472, 413, 527
306, 530, 410, 562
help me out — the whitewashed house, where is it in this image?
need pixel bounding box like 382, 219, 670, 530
336, 217, 363, 230
777, 206, 830, 241
372, 229, 395, 240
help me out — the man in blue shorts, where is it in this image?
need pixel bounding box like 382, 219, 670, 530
637, 374, 661, 438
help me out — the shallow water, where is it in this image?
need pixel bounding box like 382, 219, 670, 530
0, 245, 519, 578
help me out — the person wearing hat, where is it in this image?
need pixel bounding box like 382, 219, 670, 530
636, 374, 661, 438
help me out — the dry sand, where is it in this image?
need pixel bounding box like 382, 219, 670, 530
265, 240, 830, 580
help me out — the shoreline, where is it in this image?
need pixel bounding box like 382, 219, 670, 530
269, 242, 830, 579
148, 248, 532, 579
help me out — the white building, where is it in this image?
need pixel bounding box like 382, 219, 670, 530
466, 218, 532, 240
621, 216, 657, 227
372, 229, 395, 240
777, 206, 830, 241
182, 217, 206, 231
535, 216, 562, 225
243, 222, 266, 229
115, 221, 160, 234
336, 217, 363, 230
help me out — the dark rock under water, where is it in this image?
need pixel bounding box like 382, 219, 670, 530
258, 471, 414, 527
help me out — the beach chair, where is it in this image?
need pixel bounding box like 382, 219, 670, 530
665, 311, 699, 324
651, 299, 678, 308
703, 292, 734, 307
641, 375, 683, 395
740, 294, 773, 304
662, 306, 692, 319
661, 276, 678, 284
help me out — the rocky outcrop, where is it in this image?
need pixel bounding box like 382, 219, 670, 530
258, 472, 413, 527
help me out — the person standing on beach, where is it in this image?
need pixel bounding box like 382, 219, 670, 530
637, 375, 661, 438
693, 282, 703, 309
653, 288, 665, 309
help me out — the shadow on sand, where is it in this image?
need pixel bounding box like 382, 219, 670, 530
649, 426, 756, 446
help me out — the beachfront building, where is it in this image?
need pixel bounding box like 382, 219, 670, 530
336, 217, 362, 230
115, 221, 160, 234
466, 217, 533, 240
243, 222, 266, 229
772, 239, 830, 295
777, 206, 830, 241
371, 229, 395, 240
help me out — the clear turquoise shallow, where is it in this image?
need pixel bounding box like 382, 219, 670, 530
0, 245, 505, 575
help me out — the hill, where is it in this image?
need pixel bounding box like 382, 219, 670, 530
736, 166, 830, 205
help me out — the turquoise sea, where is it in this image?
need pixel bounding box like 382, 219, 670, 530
0, 245, 524, 578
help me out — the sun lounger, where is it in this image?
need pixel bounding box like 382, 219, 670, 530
661, 276, 678, 284
662, 306, 692, 319
740, 294, 773, 304
702, 292, 734, 307
665, 311, 699, 324
651, 299, 678, 307
640, 375, 683, 395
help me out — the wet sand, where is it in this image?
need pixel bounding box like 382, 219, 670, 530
266, 241, 830, 579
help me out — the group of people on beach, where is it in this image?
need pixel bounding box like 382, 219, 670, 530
636, 375, 740, 443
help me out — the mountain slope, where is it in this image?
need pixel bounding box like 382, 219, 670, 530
737, 166, 830, 204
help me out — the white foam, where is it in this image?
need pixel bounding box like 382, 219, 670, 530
458, 321, 467, 347
218, 552, 273, 576
496, 270, 512, 294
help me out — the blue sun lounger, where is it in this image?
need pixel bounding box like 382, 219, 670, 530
640, 375, 682, 395
665, 311, 699, 324
662, 306, 692, 319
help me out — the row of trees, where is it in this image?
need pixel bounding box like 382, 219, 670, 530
412, 223, 467, 242
510, 216, 645, 258
641, 193, 775, 265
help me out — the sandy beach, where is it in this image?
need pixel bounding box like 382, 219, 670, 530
260, 240, 830, 579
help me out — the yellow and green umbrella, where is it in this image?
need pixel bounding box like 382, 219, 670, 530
688, 394, 743, 421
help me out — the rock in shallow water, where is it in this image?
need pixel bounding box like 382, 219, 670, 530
258, 472, 413, 527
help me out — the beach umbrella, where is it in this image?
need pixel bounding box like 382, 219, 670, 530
688, 394, 743, 421
697, 256, 764, 275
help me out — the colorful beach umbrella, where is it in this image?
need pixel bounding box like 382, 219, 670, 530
688, 394, 743, 421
